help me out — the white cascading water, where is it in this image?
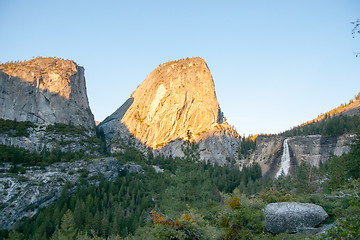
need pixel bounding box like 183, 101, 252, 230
275, 139, 291, 178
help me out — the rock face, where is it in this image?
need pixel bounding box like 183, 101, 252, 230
244, 96, 360, 176
99, 57, 240, 164
245, 134, 353, 177
0, 126, 99, 154
0, 57, 95, 129
265, 202, 328, 234
288, 134, 353, 167
0, 158, 144, 230
243, 136, 284, 176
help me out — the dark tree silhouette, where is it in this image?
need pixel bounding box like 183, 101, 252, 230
352, 18, 360, 57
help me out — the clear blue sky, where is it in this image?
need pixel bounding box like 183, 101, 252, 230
1, 0, 359, 135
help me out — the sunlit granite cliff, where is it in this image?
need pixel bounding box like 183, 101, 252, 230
0, 57, 97, 154
0, 57, 95, 129
99, 57, 240, 165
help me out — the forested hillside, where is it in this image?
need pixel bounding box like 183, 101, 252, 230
281, 93, 360, 137
281, 114, 360, 137
1, 126, 360, 239
0, 139, 265, 239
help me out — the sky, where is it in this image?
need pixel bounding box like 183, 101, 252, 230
0, 0, 359, 136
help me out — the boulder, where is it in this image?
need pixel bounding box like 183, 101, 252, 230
265, 202, 328, 234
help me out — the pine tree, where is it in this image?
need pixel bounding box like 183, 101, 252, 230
92, 210, 102, 235
101, 214, 109, 237
295, 163, 311, 194
180, 130, 200, 204
345, 130, 360, 179
51, 210, 77, 240
74, 199, 86, 228
6, 229, 24, 240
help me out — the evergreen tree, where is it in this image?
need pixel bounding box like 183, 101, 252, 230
6, 229, 24, 240
180, 130, 200, 204
294, 163, 311, 194
345, 131, 360, 179
74, 199, 86, 229
51, 210, 77, 240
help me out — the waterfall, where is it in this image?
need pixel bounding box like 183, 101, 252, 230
275, 139, 291, 178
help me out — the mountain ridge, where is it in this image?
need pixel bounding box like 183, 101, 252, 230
284, 92, 360, 135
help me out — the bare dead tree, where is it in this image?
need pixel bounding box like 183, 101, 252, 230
351, 18, 360, 57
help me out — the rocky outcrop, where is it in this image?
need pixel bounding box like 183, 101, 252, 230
288, 134, 353, 167
265, 202, 328, 234
0, 125, 99, 155
245, 134, 354, 177
242, 136, 284, 176
0, 57, 95, 129
0, 158, 144, 230
99, 57, 240, 165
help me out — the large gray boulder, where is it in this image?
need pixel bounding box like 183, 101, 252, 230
265, 202, 328, 234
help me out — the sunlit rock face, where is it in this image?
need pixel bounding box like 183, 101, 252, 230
100, 57, 240, 164
0, 57, 95, 129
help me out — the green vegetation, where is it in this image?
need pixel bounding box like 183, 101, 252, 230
274, 92, 360, 138
1, 120, 360, 239
321, 130, 360, 189
239, 136, 257, 157
11, 172, 156, 239
0, 118, 96, 142
281, 114, 360, 137
0, 119, 105, 166
1, 143, 266, 240
96, 127, 107, 154
0, 144, 86, 166
219, 192, 265, 239
300, 93, 360, 125
45, 123, 88, 136
1, 135, 360, 239
0, 119, 34, 137
263, 133, 360, 239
